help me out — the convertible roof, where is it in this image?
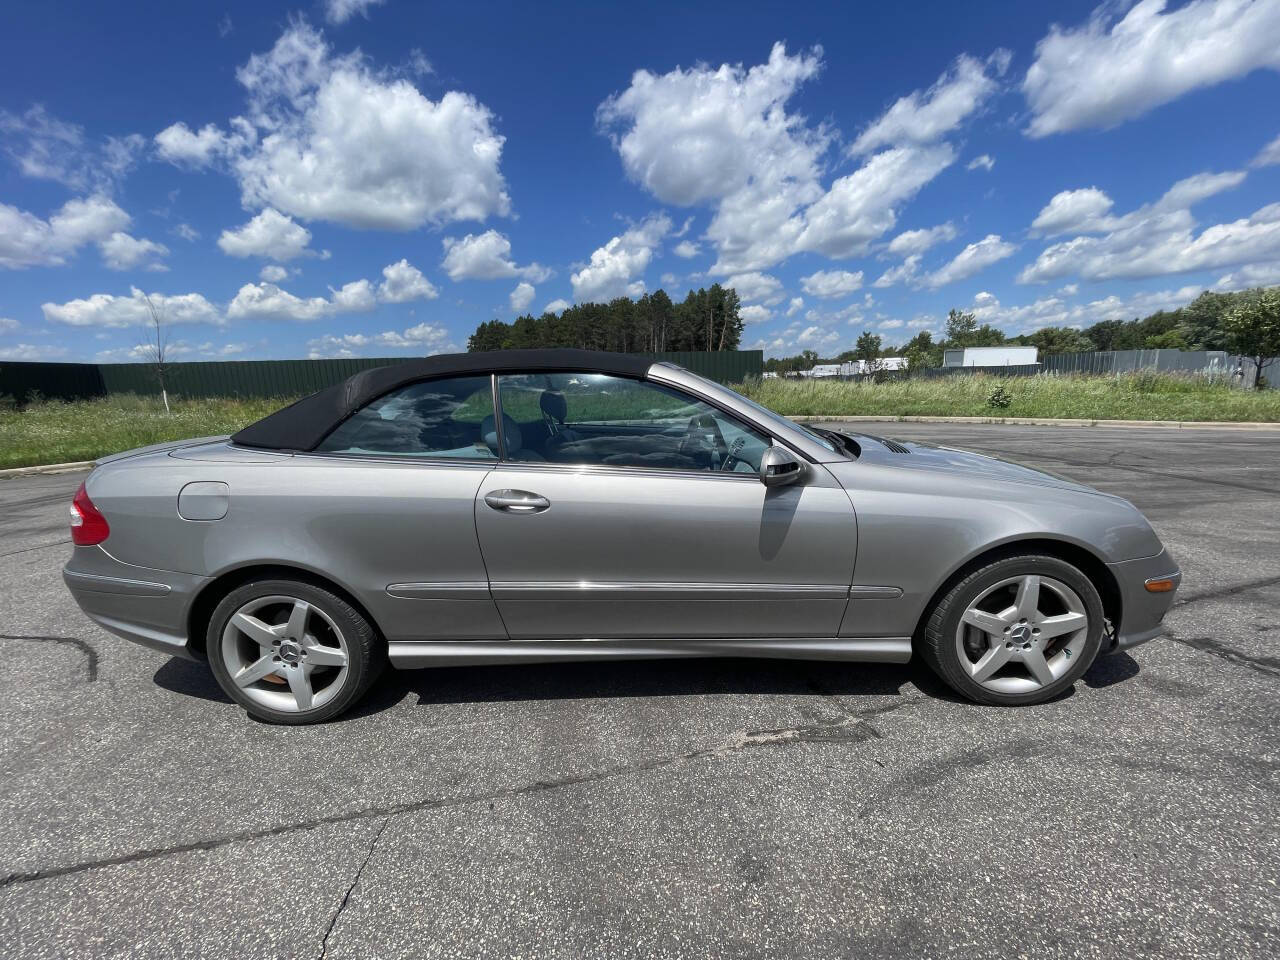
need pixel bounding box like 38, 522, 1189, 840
231, 348, 657, 451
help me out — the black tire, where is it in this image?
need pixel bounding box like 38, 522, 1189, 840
919, 554, 1104, 706
207, 578, 384, 724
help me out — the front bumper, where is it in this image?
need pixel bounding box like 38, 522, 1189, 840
1103, 548, 1181, 654
63, 546, 208, 659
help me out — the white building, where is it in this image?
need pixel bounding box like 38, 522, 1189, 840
942, 346, 1038, 368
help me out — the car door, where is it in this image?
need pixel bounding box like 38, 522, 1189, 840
473, 372, 857, 640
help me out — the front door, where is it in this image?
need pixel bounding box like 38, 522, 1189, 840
473, 372, 857, 639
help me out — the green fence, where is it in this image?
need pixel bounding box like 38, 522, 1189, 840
1, 350, 762, 404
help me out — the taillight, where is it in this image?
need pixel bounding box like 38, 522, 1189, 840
69, 482, 110, 546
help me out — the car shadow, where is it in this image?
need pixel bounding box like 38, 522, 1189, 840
153, 656, 233, 703
1082, 651, 1141, 689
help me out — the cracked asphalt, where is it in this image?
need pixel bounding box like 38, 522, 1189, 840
1, 423, 1278, 959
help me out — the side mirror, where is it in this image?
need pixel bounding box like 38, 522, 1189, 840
759, 445, 805, 487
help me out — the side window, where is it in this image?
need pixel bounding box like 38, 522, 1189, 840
496, 372, 770, 472
317, 375, 496, 459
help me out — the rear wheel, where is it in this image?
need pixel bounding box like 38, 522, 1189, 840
207, 579, 383, 724
920, 554, 1103, 706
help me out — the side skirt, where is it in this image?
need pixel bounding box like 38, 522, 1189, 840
387, 637, 912, 669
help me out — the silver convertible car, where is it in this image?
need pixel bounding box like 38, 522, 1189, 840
64, 349, 1180, 724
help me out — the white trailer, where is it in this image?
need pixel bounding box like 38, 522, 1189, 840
943, 346, 1038, 368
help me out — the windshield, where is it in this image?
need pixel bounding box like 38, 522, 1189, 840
669, 368, 843, 455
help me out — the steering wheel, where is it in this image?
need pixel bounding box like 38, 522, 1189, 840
721, 436, 748, 472
679, 413, 729, 469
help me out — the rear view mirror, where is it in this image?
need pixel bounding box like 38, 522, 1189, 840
759, 446, 805, 487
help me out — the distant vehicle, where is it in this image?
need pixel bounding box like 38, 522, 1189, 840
943, 346, 1039, 368
63, 349, 1179, 724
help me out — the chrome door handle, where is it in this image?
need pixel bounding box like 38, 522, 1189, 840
484, 489, 550, 513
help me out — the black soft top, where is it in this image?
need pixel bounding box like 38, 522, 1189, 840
231, 348, 657, 451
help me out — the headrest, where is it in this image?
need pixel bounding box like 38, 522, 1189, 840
481, 413, 522, 454
539, 390, 568, 422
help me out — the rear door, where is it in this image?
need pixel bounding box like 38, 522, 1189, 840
473, 372, 857, 639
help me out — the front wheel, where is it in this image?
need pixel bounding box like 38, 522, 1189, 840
207, 579, 384, 724
920, 555, 1104, 706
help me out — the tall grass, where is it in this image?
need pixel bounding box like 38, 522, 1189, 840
734, 372, 1280, 423
0, 394, 293, 470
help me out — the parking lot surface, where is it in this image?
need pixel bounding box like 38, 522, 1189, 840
1, 423, 1278, 959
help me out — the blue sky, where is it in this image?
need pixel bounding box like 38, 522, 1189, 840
2, 0, 1279, 363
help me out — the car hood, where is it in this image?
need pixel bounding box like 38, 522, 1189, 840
833, 431, 1120, 499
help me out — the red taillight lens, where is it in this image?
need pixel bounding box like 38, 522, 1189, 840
70, 482, 110, 546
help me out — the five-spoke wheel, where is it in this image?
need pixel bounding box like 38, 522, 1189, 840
208, 579, 382, 724
921, 555, 1104, 706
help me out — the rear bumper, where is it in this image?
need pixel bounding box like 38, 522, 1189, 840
1104, 549, 1181, 654
63, 546, 208, 660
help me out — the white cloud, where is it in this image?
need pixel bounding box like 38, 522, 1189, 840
1216, 261, 1280, 290
801, 269, 863, 299
510, 281, 535, 312
887, 222, 956, 256
440, 230, 549, 281
1023, 0, 1280, 137
260, 264, 289, 282
173, 223, 200, 242
968, 286, 1201, 333
786, 296, 804, 316
878, 319, 905, 330
570, 213, 671, 302
0, 194, 138, 269
850, 51, 1010, 155
724, 271, 781, 304
158, 22, 509, 231
325, 0, 385, 25
378, 259, 437, 302
740, 304, 773, 325
42, 287, 222, 328
873, 255, 921, 289
307, 321, 450, 358
543, 298, 571, 314
966, 154, 995, 172
0, 105, 144, 192
673, 240, 701, 259
0, 343, 69, 361
330, 278, 377, 312
228, 282, 345, 322
1019, 170, 1273, 284
218, 207, 313, 260
1254, 133, 1280, 168
0, 317, 16, 331
1031, 187, 1115, 236
99, 231, 169, 271
922, 234, 1017, 289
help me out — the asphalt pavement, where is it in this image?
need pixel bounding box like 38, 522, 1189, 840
1, 423, 1278, 959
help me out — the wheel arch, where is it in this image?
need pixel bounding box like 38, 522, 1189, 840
911, 537, 1122, 646
186, 562, 385, 659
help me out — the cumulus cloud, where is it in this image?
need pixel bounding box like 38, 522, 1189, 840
156, 21, 510, 230
968, 286, 1201, 334
0, 343, 69, 361
0, 195, 164, 271
786, 296, 804, 317
0, 105, 144, 192
1030, 187, 1115, 236
920, 234, 1017, 289
0, 317, 16, 331
673, 240, 701, 259
1018, 169, 1273, 283
307, 321, 451, 359
1023, 0, 1280, 138
801, 269, 863, 299
510, 281, 535, 312
850, 51, 1010, 155
228, 282, 348, 322
543, 298, 571, 314
739, 304, 773, 325
325, 0, 385, 25
378, 258, 437, 302
42, 287, 222, 328
259, 264, 289, 282
873, 255, 921, 289
217, 207, 315, 260
1254, 133, 1280, 168
887, 222, 957, 256
440, 230, 550, 282
966, 154, 995, 172
724, 271, 782, 304
570, 213, 671, 303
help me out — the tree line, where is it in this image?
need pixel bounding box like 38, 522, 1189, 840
764, 285, 1280, 388
468, 285, 744, 353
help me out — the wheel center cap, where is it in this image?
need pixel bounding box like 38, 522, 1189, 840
279, 640, 302, 664
1010, 624, 1032, 643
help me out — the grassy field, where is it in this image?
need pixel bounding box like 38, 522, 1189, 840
0, 394, 290, 470
2, 373, 1278, 470
735, 372, 1280, 423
